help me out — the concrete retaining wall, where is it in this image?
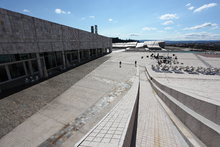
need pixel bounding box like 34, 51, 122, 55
0, 8, 112, 54
146, 68, 220, 147
151, 74, 220, 125
75, 76, 140, 147
122, 82, 139, 147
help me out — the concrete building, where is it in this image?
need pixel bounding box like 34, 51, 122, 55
143, 41, 165, 49
0, 8, 112, 95
112, 42, 137, 48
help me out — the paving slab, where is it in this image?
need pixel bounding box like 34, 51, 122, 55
75, 75, 139, 147
0, 56, 110, 139
145, 52, 220, 104
0, 54, 136, 147
136, 72, 188, 147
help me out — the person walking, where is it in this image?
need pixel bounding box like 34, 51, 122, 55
119, 61, 122, 68
135, 61, 137, 67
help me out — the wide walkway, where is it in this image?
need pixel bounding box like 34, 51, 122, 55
136, 71, 188, 147
0, 51, 194, 147
0, 54, 136, 147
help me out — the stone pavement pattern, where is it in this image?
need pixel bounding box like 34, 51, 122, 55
136, 71, 188, 147
0, 53, 136, 147
0, 56, 110, 139
75, 76, 139, 147
146, 52, 220, 104
1, 51, 211, 147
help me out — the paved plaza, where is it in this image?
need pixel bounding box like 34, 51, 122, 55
1, 50, 220, 146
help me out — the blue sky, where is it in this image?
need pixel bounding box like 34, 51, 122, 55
1, 0, 220, 40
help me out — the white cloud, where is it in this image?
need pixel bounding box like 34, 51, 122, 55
54, 8, 71, 14
159, 14, 178, 20
108, 18, 113, 22
186, 3, 191, 7
188, 6, 194, 10
194, 3, 217, 13
162, 20, 174, 25
164, 27, 172, 30
183, 32, 220, 40
55, 8, 62, 14
183, 23, 218, 30
142, 27, 157, 31
211, 25, 220, 30
89, 16, 95, 19
23, 9, 30, 13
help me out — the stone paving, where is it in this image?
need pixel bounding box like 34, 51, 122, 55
1, 51, 212, 147
136, 71, 188, 147
146, 52, 220, 104
0, 56, 110, 139
75, 75, 139, 147
0, 53, 137, 147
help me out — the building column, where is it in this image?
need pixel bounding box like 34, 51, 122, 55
5, 65, 12, 80
70, 53, 73, 64
81, 50, 84, 60
88, 49, 91, 59
77, 49, 81, 63
109, 47, 112, 53
36, 53, 44, 78
23, 61, 28, 76
62, 51, 66, 69
96, 48, 98, 57
42, 57, 48, 78
28, 60, 33, 75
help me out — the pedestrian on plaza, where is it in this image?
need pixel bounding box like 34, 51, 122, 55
119, 61, 122, 68
135, 61, 137, 67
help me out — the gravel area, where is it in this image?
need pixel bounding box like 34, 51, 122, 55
0, 56, 110, 139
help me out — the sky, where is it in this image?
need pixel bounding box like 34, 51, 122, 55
0, 0, 220, 40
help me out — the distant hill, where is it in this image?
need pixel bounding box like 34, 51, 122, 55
139, 40, 220, 44
165, 40, 220, 51
165, 40, 220, 44
112, 38, 220, 51
112, 37, 139, 43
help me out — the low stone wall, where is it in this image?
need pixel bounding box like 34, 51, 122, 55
75, 76, 140, 147
150, 71, 220, 125
146, 68, 220, 147
122, 82, 139, 147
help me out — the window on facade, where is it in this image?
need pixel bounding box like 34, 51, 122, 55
8, 63, 25, 79
55, 52, 63, 66
24, 61, 31, 75
0, 66, 8, 82
66, 53, 71, 64
29, 53, 36, 59
72, 51, 78, 60
0, 55, 11, 64
31, 60, 38, 73
18, 54, 30, 60
44, 52, 57, 69
0, 54, 37, 64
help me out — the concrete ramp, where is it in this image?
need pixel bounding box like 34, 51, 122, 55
136, 72, 188, 147
75, 70, 139, 147
0, 56, 137, 147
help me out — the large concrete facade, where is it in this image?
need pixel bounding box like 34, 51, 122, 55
0, 8, 112, 95
0, 8, 111, 54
